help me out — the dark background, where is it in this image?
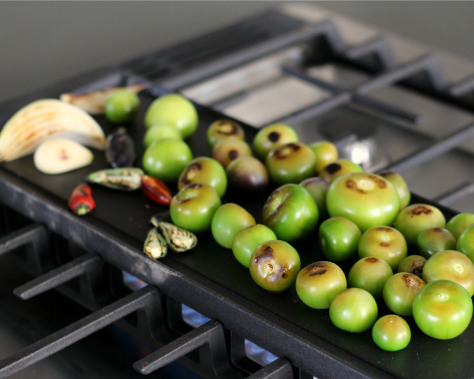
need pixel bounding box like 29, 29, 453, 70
1, 1, 473, 104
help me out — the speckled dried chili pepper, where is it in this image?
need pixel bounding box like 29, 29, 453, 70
141, 175, 172, 205
68, 183, 96, 216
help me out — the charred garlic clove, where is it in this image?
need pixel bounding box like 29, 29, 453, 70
143, 228, 168, 259
87, 167, 143, 191
158, 222, 197, 253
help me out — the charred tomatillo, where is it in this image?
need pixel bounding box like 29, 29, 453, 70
446, 212, 474, 239
319, 159, 362, 182
326, 172, 400, 232
211, 203, 256, 249
207, 119, 245, 149
262, 184, 318, 242
310, 140, 338, 173
379, 171, 411, 209
170, 183, 221, 233
253, 123, 298, 161
178, 157, 227, 198
457, 223, 474, 263
249, 240, 301, 292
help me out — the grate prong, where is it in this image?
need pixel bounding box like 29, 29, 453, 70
0, 286, 157, 378
0, 223, 47, 257
133, 319, 228, 375
434, 181, 474, 207
247, 357, 293, 379
13, 252, 102, 300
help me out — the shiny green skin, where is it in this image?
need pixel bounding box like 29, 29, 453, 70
457, 223, 474, 263
207, 119, 245, 149
143, 123, 182, 148
326, 173, 400, 232
142, 139, 193, 183
249, 240, 301, 292
212, 138, 252, 169
394, 203, 446, 246
446, 213, 474, 239
318, 217, 361, 262
299, 177, 330, 220
372, 315, 411, 352
348, 257, 393, 299
232, 224, 276, 268
422, 250, 474, 296
319, 159, 363, 183
329, 288, 378, 333
178, 157, 227, 198
144, 94, 198, 139
397, 255, 426, 278
262, 184, 318, 242
211, 203, 256, 249
296, 261, 347, 310
383, 272, 425, 316
253, 124, 298, 161
379, 171, 411, 210
416, 227, 456, 259
358, 226, 407, 271
413, 280, 473, 340
266, 142, 316, 185
104, 90, 139, 123
170, 184, 221, 233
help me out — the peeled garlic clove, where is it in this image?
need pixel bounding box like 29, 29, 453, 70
34, 138, 93, 174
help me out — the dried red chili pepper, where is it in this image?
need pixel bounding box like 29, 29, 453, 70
68, 183, 96, 216
141, 175, 172, 206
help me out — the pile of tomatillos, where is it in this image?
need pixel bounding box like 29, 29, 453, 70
136, 92, 474, 352
3, 86, 473, 353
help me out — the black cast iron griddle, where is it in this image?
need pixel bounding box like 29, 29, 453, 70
0, 70, 471, 379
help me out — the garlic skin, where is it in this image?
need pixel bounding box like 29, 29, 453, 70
34, 138, 93, 175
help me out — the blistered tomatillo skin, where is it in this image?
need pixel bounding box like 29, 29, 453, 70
413, 280, 473, 340
422, 250, 474, 296
326, 172, 400, 232
142, 139, 193, 183
394, 203, 446, 246
170, 183, 221, 233
266, 142, 316, 185
207, 119, 245, 149
262, 184, 318, 242
232, 224, 276, 268
178, 157, 227, 198
249, 240, 301, 292
372, 315, 411, 352
397, 255, 426, 278
319, 159, 363, 183
329, 288, 378, 333
383, 272, 425, 316
212, 138, 252, 169
253, 123, 298, 161
211, 203, 256, 249
416, 227, 456, 259
144, 94, 198, 139
358, 226, 407, 271
296, 261, 347, 310
318, 217, 361, 262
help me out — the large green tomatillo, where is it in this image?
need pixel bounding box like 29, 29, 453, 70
326, 172, 400, 232
262, 184, 318, 242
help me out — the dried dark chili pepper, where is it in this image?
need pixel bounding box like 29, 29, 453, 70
105, 127, 136, 168
68, 183, 96, 216
87, 167, 143, 191
141, 175, 172, 205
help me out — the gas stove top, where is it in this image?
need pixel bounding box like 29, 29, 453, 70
0, 3, 473, 379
